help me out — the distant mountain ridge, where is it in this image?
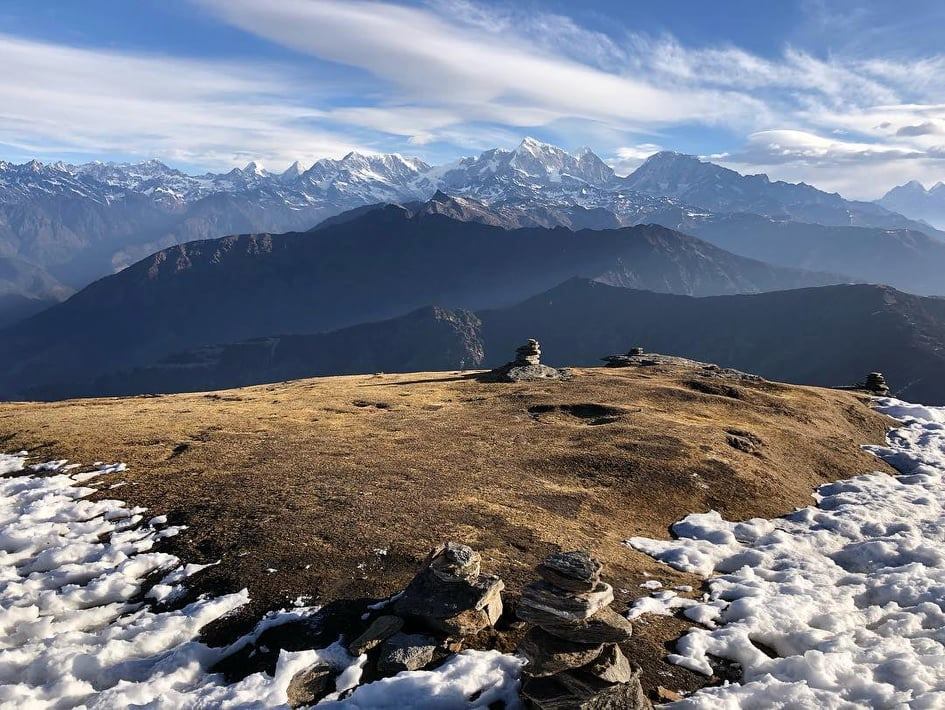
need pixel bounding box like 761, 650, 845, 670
71, 279, 945, 406
1, 138, 937, 296
878, 180, 945, 230
624, 151, 939, 234
0, 206, 847, 400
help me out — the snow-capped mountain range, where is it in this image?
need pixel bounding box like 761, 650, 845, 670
0, 137, 939, 299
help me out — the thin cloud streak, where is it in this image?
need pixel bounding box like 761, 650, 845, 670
0, 34, 364, 168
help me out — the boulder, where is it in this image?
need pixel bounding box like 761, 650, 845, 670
537, 551, 602, 592
286, 663, 337, 709
518, 581, 613, 624
376, 632, 437, 674
347, 615, 404, 656
536, 606, 632, 645
519, 626, 603, 677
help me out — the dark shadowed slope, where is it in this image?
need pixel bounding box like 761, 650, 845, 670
54, 280, 945, 405
0, 209, 844, 399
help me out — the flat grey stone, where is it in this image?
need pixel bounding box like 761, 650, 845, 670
376, 632, 437, 674
347, 615, 403, 656
518, 580, 613, 623
393, 570, 504, 635
537, 551, 602, 592
536, 606, 632, 644
519, 626, 603, 677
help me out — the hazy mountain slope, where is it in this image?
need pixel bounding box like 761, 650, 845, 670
878, 181, 945, 230
76, 279, 945, 404
625, 152, 941, 237
653, 212, 945, 296
0, 256, 72, 327
0, 210, 845, 399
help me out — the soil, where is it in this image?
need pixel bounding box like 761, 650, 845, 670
0, 362, 894, 700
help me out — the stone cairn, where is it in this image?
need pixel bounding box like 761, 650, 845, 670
836, 371, 891, 396
480, 339, 571, 382
516, 551, 652, 709
601, 346, 652, 368
286, 542, 504, 708
864, 372, 890, 395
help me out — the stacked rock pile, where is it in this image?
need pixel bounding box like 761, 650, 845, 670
480, 339, 571, 382
864, 372, 890, 395
286, 542, 505, 707
516, 551, 651, 709
516, 339, 542, 365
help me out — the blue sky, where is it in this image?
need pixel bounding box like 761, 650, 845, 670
1, 0, 944, 198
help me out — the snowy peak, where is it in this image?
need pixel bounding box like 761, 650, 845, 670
879, 178, 945, 229
280, 161, 306, 182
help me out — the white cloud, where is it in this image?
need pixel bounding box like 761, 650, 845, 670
0, 34, 364, 168
199, 0, 763, 143
607, 144, 664, 176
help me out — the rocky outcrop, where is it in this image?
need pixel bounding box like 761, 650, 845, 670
286, 541, 505, 705
480, 339, 571, 383
517, 551, 651, 710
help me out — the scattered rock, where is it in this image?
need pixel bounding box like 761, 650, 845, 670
726, 433, 758, 454
657, 686, 684, 702
537, 551, 602, 592
521, 665, 651, 709
376, 632, 437, 674
286, 663, 337, 709
347, 615, 404, 656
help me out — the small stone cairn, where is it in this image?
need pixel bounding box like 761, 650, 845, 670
481, 339, 571, 382
836, 371, 891, 396
864, 372, 890, 395
286, 542, 504, 707
516, 551, 651, 709
601, 346, 652, 368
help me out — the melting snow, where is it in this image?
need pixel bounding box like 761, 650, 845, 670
627, 397, 945, 707
0, 453, 522, 707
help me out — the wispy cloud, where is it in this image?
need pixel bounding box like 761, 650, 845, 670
0, 34, 363, 168
199, 0, 763, 138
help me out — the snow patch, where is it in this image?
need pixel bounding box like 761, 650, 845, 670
626, 397, 945, 707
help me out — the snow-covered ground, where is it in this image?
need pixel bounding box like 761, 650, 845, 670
628, 398, 945, 708
0, 454, 521, 708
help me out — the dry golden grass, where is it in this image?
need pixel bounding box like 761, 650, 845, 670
0, 363, 893, 696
